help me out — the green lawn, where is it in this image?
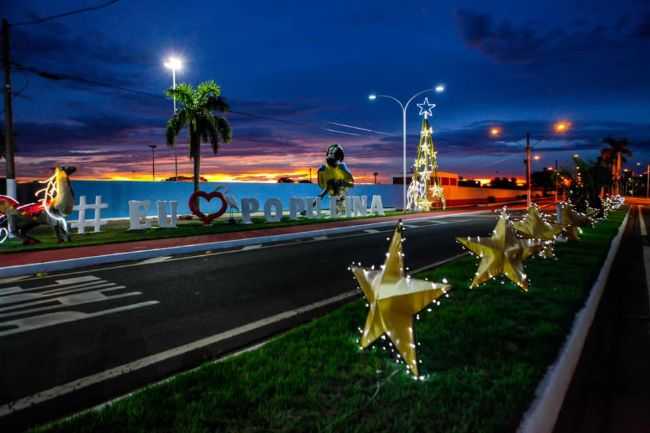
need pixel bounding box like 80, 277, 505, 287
0, 211, 405, 254
32, 210, 626, 433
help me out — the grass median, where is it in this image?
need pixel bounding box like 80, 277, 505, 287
32, 209, 626, 433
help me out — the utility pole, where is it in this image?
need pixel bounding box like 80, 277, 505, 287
2, 18, 16, 200
525, 132, 532, 207
373, 171, 378, 184
646, 164, 649, 198
148, 144, 156, 181
554, 159, 559, 202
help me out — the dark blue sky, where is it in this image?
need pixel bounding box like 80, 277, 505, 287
3, 0, 650, 182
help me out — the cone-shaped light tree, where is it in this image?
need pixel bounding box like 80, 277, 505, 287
407, 98, 445, 210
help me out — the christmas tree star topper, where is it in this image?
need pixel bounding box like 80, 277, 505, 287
351, 222, 451, 376
416, 97, 436, 119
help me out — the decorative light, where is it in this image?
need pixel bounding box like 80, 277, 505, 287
457, 210, 542, 290
351, 222, 451, 376
368, 94, 377, 101
489, 127, 502, 137
435, 84, 445, 93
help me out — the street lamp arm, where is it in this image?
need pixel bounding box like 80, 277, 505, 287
405, 88, 436, 111
374, 94, 405, 111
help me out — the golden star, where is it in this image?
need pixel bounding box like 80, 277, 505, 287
513, 205, 563, 257
351, 223, 450, 376
557, 203, 589, 240
457, 214, 540, 291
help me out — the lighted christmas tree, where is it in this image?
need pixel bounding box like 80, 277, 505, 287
407, 98, 446, 211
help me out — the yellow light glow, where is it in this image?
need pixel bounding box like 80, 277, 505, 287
553, 120, 571, 133
489, 127, 502, 137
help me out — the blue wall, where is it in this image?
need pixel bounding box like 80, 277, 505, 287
69, 181, 402, 219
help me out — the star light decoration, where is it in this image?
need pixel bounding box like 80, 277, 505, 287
350, 222, 451, 377
512, 205, 563, 258
457, 210, 541, 291
416, 97, 436, 119
557, 202, 590, 241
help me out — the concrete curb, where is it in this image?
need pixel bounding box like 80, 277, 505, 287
516, 209, 630, 433
0, 210, 488, 278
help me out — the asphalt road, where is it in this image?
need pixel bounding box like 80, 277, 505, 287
0, 211, 498, 431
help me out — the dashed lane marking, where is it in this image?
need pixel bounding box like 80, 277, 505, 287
364, 229, 380, 233
138, 256, 172, 265
312, 236, 328, 241
241, 244, 262, 251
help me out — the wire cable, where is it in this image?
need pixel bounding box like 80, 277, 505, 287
12, 0, 122, 27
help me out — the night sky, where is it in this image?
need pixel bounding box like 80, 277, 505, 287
3, 0, 650, 183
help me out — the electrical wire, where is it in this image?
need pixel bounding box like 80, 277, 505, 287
12, 0, 122, 27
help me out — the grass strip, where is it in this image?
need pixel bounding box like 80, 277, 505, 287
31, 210, 626, 433
0, 211, 406, 254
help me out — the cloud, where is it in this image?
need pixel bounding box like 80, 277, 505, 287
455, 9, 649, 65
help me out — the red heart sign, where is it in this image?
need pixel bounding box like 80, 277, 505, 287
188, 190, 228, 224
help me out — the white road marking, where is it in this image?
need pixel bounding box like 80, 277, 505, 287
0, 275, 158, 337
312, 236, 328, 241
0, 290, 358, 417
364, 229, 380, 233
0, 275, 31, 285
138, 256, 172, 265
0, 301, 159, 338
241, 244, 262, 251
639, 206, 647, 236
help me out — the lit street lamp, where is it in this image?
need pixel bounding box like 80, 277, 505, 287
368, 84, 445, 212
164, 56, 183, 180
489, 121, 570, 206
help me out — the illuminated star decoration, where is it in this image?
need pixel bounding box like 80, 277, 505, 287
512, 205, 563, 258
416, 97, 436, 119
557, 202, 590, 241
457, 212, 541, 291
351, 222, 451, 376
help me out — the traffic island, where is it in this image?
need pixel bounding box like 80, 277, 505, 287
28, 210, 626, 433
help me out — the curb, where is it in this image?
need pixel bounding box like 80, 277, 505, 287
516, 209, 630, 433
0, 210, 488, 278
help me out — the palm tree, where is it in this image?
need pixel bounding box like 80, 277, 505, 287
166, 81, 232, 192
601, 136, 632, 194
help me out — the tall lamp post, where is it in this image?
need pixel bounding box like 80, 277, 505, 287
164, 56, 183, 180
148, 144, 157, 181
490, 120, 570, 207
368, 84, 445, 212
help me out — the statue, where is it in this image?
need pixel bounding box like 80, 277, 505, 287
0, 166, 76, 245
317, 144, 354, 214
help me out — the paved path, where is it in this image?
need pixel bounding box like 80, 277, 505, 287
553, 205, 650, 433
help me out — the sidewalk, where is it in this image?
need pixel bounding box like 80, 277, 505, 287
553, 205, 650, 433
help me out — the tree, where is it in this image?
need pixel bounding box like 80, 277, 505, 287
601, 136, 632, 194
166, 81, 232, 192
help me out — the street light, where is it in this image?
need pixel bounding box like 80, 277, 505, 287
164, 56, 183, 180
368, 85, 445, 212
489, 121, 570, 207
148, 144, 157, 181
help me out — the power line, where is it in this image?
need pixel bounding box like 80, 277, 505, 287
12, 0, 122, 27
